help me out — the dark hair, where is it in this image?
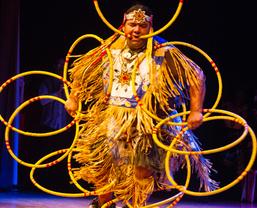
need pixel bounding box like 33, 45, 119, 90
125, 4, 153, 16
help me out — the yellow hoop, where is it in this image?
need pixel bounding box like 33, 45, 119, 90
4, 95, 80, 168
168, 41, 223, 118
29, 148, 117, 198
63, 34, 114, 100
152, 109, 256, 196
174, 125, 256, 196
93, 0, 183, 38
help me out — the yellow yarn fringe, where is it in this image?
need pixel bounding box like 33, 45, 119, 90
133, 176, 155, 207
69, 32, 205, 202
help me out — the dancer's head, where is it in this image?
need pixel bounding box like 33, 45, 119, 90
123, 4, 153, 51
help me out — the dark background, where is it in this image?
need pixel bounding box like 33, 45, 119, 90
20, 1, 257, 92
1, 0, 256, 202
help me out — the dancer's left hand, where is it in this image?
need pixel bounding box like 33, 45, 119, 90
187, 111, 203, 129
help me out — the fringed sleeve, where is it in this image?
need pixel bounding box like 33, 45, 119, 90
68, 34, 121, 106
149, 45, 205, 111
68, 46, 107, 106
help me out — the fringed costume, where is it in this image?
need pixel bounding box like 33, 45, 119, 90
69, 33, 218, 206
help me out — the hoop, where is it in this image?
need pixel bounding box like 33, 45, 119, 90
93, 0, 183, 38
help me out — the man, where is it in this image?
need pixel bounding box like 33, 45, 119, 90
65, 4, 217, 208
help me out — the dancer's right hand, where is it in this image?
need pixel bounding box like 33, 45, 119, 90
65, 96, 79, 117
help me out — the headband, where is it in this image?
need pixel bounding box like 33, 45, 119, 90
124, 9, 153, 24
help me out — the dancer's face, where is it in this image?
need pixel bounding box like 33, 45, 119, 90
123, 20, 151, 51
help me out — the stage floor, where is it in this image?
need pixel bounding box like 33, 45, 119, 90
0, 191, 256, 208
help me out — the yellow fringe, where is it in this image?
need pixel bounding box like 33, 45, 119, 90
69, 33, 206, 203
133, 176, 154, 207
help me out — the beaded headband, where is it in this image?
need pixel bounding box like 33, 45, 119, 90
124, 9, 153, 24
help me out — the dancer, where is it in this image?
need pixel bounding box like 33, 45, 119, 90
65, 4, 218, 207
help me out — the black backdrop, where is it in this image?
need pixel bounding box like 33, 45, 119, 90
0, 0, 20, 190
20, 1, 257, 89
0, 0, 256, 201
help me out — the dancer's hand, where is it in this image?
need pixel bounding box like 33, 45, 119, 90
65, 96, 78, 117
187, 111, 203, 129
